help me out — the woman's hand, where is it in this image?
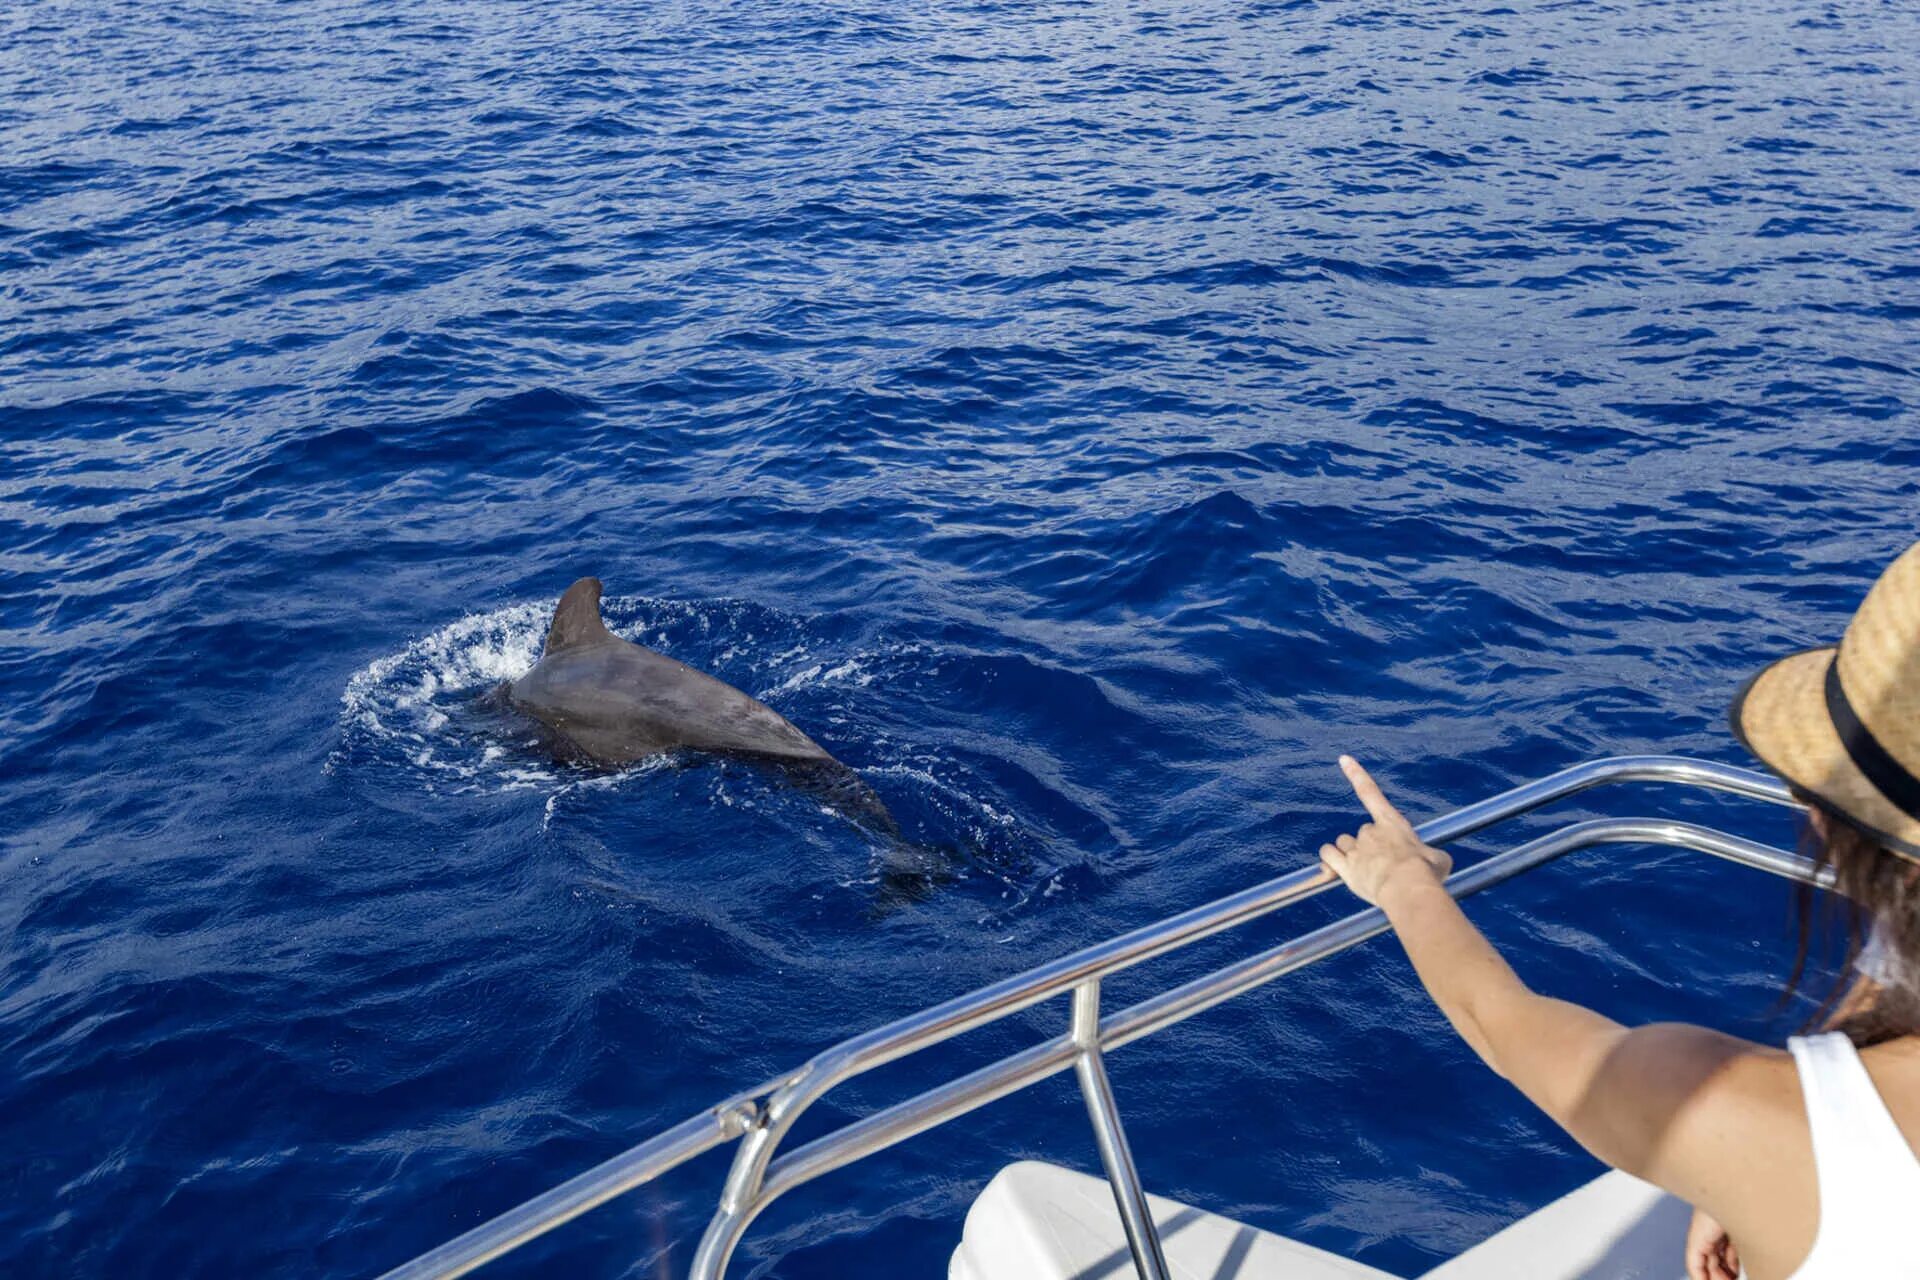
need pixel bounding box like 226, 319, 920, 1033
1318, 756, 1451, 910
1684, 1206, 1740, 1280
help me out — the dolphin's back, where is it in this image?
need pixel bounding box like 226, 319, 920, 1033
507, 578, 835, 768
512, 641, 832, 765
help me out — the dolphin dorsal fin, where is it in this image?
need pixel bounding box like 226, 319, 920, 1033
543, 577, 615, 656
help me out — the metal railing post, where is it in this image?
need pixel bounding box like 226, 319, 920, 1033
1071, 980, 1170, 1280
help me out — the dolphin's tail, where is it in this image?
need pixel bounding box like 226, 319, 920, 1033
784, 759, 901, 840
865, 837, 961, 916
775, 759, 966, 915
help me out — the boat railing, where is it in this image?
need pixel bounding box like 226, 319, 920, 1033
375, 755, 1821, 1280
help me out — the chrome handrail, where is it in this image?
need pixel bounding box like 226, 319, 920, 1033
375, 755, 1811, 1280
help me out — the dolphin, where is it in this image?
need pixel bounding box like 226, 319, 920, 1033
507, 577, 894, 829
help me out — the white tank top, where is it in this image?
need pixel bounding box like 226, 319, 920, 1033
1786, 1031, 1920, 1277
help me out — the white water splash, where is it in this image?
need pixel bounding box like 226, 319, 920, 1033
333, 601, 558, 793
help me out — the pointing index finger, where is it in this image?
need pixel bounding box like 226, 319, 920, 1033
1339, 755, 1404, 826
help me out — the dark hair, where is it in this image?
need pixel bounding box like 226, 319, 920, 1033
1789, 806, 1920, 1046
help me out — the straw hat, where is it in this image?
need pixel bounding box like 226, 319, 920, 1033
1731, 540, 1920, 861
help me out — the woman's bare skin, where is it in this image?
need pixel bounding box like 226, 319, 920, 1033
1319, 755, 1920, 1280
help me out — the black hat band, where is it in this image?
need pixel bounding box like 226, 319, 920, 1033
1825, 657, 1920, 822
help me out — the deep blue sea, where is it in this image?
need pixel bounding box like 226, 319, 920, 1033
4, 1, 1918, 1276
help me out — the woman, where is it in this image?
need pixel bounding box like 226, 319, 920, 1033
1320, 541, 1920, 1280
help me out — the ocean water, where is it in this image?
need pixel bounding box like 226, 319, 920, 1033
3, 0, 1917, 1276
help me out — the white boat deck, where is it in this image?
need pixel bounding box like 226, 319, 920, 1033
952, 1161, 1691, 1280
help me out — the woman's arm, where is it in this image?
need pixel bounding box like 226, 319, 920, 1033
1319, 757, 1780, 1210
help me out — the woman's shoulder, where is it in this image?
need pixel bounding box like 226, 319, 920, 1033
1623, 1022, 1794, 1081
1615, 1024, 1807, 1147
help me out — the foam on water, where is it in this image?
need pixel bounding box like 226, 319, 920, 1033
334, 600, 557, 792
